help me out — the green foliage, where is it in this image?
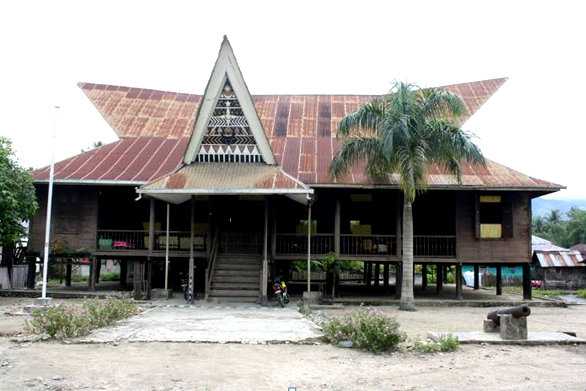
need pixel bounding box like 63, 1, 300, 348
322, 309, 406, 353
576, 289, 586, 299
330, 82, 484, 203
27, 299, 139, 339
0, 137, 38, 250
533, 207, 586, 248
100, 272, 120, 282
414, 334, 459, 353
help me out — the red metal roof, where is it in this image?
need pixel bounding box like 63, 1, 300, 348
31, 79, 562, 191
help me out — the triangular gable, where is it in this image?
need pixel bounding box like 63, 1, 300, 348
183, 36, 275, 165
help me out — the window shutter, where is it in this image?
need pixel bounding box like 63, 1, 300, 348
502, 194, 514, 238
474, 193, 480, 239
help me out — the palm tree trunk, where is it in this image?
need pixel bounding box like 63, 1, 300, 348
400, 201, 416, 311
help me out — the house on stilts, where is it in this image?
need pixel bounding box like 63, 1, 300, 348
27, 37, 563, 302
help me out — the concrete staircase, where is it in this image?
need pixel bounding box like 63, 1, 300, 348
208, 254, 261, 303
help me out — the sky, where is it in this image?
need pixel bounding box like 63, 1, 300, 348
0, 0, 584, 199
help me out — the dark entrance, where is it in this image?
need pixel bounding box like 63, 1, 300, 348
214, 196, 264, 254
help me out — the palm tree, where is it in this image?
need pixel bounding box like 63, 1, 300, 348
330, 82, 485, 311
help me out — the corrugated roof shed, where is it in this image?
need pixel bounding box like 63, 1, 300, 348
532, 236, 584, 268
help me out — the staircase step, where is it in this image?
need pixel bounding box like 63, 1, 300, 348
211, 282, 259, 290
214, 270, 259, 277
213, 275, 259, 283
215, 264, 260, 271
209, 289, 259, 297
207, 296, 258, 303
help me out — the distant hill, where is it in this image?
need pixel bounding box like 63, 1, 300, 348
532, 198, 586, 218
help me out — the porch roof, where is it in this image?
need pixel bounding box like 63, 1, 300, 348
137, 163, 312, 204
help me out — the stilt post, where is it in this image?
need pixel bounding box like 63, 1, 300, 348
306, 197, 312, 296
261, 198, 269, 304
496, 264, 503, 296
374, 263, 380, 287
421, 264, 427, 291
522, 263, 532, 300
89, 257, 97, 291
436, 263, 443, 293
473, 264, 480, 290
164, 203, 170, 293
383, 263, 390, 289
394, 262, 402, 299
188, 197, 195, 303
334, 199, 341, 257
455, 263, 463, 300
65, 259, 72, 287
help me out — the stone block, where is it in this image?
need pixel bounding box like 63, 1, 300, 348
483, 319, 498, 333
302, 291, 321, 304
499, 314, 528, 340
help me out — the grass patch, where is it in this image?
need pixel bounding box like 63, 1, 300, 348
27, 298, 139, 339
322, 309, 405, 353
414, 334, 459, 353
100, 272, 120, 282
576, 289, 586, 299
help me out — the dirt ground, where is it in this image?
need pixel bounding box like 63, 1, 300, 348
1, 298, 586, 390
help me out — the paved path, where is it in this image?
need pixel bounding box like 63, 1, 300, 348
79, 304, 322, 344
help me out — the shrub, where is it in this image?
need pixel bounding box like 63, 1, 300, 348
28, 299, 139, 339
100, 272, 120, 282
576, 289, 586, 299
322, 309, 405, 353
414, 334, 459, 353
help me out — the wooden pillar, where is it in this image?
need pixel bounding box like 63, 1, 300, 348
455, 263, 463, 300
522, 263, 532, 300
88, 258, 97, 291
95, 259, 102, 284
306, 200, 312, 295
148, 199, 155, 255
421, 264, 427, 291
363, 261, 368, 285
120, 260, 128, 289
496, 264, 503, 296
395, 196, 402, 257
271, 207, 277, 259
164, 203, 170, 292
27, 256, 36, 289
374, 263, 380, 287
394, 262, 402, 298
366, 262, 372, 286
442, 264, 449, 283
188, 196, 195, 303
383, 263, 390, 289
436, 263, 443, 293
334, 199, 341, 257
473, 264, 480, 290
261, 198, 269, 304
65, 259, 72, 287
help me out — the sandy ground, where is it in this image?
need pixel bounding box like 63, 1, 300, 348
2, 298, 586, 390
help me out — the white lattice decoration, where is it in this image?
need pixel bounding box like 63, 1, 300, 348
195, 79, 263, 163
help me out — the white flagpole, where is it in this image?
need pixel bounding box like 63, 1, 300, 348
41, 105, 59, 301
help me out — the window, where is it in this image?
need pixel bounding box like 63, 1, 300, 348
476, 194, 513, 239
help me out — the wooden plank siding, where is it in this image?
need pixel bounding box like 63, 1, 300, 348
455, 191, 532, 263
28, 185, 99, 255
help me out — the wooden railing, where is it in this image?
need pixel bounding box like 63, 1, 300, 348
220, 232, 262, 254
413, 235, 456, 257
275, 233, 334, 255
96, 230, 206, 252
340, 234, 396, 256
205, 228, 220, 299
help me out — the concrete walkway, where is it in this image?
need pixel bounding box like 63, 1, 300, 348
79, 304, 322, 344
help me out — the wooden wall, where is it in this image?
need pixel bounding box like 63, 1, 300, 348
28, 185, 99, 255
455, 191, 532, 263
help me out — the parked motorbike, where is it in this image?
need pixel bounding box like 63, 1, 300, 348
272, 279, 289, 307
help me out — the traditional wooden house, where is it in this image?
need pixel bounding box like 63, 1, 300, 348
28, 37, 562, 302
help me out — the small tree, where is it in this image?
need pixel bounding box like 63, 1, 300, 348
331, 82, 485, 311
0, 137, 38, 268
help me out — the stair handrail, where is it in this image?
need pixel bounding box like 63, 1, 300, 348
205, 227, 220, 300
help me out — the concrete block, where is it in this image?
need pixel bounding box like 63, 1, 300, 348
499, 314, 528, 340
483, 319, 498, 333
303, 291, 321, 304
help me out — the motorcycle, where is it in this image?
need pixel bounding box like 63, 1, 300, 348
272, 279, 289, 307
